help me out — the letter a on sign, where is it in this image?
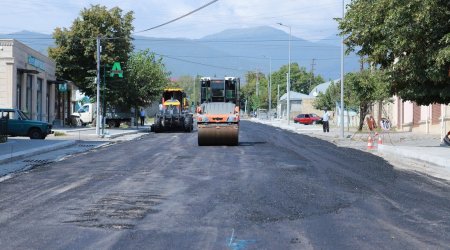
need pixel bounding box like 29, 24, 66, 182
110, 62, 123, 78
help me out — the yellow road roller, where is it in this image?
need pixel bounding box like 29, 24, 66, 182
196, 77, 240, 146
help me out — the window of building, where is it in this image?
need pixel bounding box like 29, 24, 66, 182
37, 78, 43, 120
16, 73, 22, 109
26, 75, 32, 115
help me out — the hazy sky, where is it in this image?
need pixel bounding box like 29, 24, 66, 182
0, 0, 347, 41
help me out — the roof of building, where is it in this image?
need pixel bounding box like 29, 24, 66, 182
309, 79, 339, 96
280, 91, 312, 101
279, 79, 340, 102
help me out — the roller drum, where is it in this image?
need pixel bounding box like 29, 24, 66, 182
198, 124, 239, 146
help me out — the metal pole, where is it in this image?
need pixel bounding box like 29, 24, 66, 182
277, 84, 280, 118
256, 70, 259, 97
269, 56, 272, 118
441, 104, 446, 142
287, 26, 291, 125
193, 76, 196, 109
286, 73, 289, 120
102, 63, 106, 135
96, 35, 101, 136
340, 0, 345, 138
277, 23, 291, 124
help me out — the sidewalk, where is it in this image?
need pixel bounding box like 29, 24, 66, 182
251, 118, 449, 171
0, 125, 150, 165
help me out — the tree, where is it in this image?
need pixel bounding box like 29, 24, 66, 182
240, 71, 268, 112
270, 63, 325, 96
48, 5, 134, 99
313, 80, 340, 112
338, 0, 450, 105
314, 70, 390, 131
167, 75, 199, 106
123, 50, 170, 110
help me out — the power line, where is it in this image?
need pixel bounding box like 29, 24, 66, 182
154, 52, 245, 72
134, 0, 219, 34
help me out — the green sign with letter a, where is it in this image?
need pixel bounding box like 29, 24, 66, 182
58, 83, 67, 92
110, 62, 123, 78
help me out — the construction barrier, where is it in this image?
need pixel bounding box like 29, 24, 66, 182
367, 135, 374, 150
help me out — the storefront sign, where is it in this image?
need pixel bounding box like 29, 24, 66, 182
110, 62, 123, 78
58, 83, 67, 92
28, 55, 46, 72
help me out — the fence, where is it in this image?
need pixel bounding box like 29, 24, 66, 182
0, 116, 7, 143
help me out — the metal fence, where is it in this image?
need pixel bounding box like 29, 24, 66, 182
0, 116, 8, 143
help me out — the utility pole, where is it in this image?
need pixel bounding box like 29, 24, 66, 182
277, 23, 291, 124
286, 73, 289, 119
310, 58, 316, 93
256, 70, 259, 97
277, 84, 280, 118
96, 35, 101, 136
193, 76, 196, 108
269, 56, 272, 118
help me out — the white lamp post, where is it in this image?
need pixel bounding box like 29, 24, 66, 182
278, 23, 291, 125
340, 0, 345, 138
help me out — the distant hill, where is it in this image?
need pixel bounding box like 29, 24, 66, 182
0, 27, 360, 81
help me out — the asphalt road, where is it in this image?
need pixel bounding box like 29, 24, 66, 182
0, 121, 449, 249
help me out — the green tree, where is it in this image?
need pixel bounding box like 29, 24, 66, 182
338, 0, 450, 105
123, 50, 170, 110
167, 75, 199, 106
271, 63, 325, 96
48, 5, 134, 99
240, 71, 268, 112
314, 70, 390, 131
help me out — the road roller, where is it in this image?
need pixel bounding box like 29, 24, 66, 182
197, 77, 240, 146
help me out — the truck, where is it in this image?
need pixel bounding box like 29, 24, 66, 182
72, 103, 132, 128
152, 88, 194, 133
196, 77, 240, 146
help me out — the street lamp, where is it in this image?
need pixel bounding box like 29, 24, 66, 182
269, 56, 272, 119
263, 55, 272, 119
277, 22, 291, 125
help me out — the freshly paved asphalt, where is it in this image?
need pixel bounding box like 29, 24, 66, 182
253, 118, 450, 176
1, 119, 449, 179
0, 120, 448, 249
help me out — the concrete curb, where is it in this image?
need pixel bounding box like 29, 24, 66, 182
53, 127, 95, 133
105, 130, 141, 139
0, 140, 77, 164
378, 144, 450, 169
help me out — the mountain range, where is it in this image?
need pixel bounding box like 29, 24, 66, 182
0, 26, 360, 82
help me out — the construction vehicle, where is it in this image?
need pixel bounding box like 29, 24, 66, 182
153, 88, 194, 133
196, 77, 240, 146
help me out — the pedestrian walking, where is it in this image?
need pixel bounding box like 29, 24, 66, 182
322, 109, 330, 133
140, 108, 146, 126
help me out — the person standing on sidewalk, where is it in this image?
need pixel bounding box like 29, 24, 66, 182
322, 109, 330, 133
139, 108, 146, 126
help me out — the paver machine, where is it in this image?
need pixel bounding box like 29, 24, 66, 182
153, 88, 194, 133
196, 77, 240, 146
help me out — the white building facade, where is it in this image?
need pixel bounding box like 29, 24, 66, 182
0, 39, 57, 122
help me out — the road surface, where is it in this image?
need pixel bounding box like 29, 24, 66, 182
0, 121, 449, 249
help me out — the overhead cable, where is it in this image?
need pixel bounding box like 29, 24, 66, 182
134, 0, 219, 34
